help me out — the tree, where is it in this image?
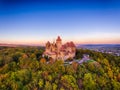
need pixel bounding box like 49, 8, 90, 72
65, 65, 75, 75
72, 62, 78, 71
38, 79, 44, 88
11, 81, 23, 90
15, 69, 31, 85
29, 60, 39, 71
52, 83, 57, 90
60, 75, 78, 89
0, 56, 4, 66
111, 79, 120, 90
40, 58, 46, 64
44, 81, 52, 90
83, 73, 97, 90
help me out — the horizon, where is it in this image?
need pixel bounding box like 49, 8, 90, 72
1, 38, 120, 47
0, 0, 120, 45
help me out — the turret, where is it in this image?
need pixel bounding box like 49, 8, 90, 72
46, 41, 50, 48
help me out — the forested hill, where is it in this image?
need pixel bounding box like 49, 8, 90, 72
0, 47, 120, 90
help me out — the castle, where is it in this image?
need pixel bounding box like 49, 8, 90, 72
43, 36, 76, 61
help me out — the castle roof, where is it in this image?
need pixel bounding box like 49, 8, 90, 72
70, 41, 75, 47
64, 42, 75, 47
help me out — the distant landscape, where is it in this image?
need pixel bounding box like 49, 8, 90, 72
77, 44, 120, 56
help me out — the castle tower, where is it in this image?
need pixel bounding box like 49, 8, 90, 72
56, 36, 62, 49
45, 41, 50, 52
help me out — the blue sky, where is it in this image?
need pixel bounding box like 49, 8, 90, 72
0, 0, 120, 45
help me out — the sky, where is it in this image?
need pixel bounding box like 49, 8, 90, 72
0, 0, 120, 45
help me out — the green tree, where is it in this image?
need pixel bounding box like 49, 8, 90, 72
44, 81, 52, 90
60, 75, 78, 89
83, 73, 97, 90
38, 79, 44, 88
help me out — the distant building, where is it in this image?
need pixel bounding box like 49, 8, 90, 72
78, 54, 90, 64
43, 36, 76, 61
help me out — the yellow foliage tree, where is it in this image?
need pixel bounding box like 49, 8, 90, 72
40, 58, 46, 64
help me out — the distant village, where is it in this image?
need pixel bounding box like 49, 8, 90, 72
78, 45, 120, 56
93, 48, 120, 56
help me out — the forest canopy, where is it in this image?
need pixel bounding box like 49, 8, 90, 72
0, 47, 120, 90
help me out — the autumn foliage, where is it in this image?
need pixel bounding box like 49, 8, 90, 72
0, 47, 120, 90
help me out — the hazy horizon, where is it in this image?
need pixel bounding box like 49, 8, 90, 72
0, 0, 120, 45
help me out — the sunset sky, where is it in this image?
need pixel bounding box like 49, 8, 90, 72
0, 0, 120, 45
